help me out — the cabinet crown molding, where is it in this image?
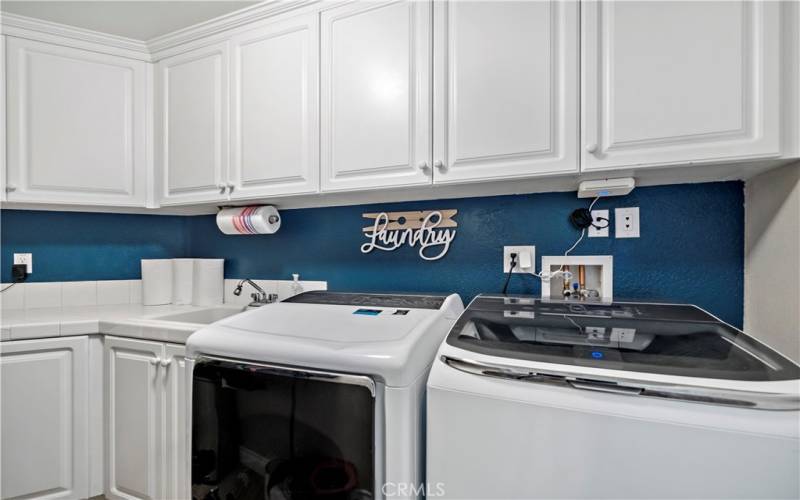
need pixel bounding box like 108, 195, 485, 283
0, 12, 151, 61
146, 0, 319, 57
1, 1, 319, 62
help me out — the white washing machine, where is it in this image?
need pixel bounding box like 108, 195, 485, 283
186, 291, 463, 500
427, 295, 800, 499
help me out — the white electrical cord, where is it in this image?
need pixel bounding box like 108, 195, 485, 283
588, 195, 601, 213
534, 195, 601, 282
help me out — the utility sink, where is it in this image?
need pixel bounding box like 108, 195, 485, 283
155, 307, 243, 325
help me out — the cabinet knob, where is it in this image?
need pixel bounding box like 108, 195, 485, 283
150, 358, 160, 366
218, 183, 227, 194
585, 143, 598, 154
160, 358, 172, 368
417, 161, 429, 171
227, 182, 235, 194
434, 160, 446, 172
5, 184, 16, 193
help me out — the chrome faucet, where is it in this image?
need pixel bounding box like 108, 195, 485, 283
233, 279, 278, 307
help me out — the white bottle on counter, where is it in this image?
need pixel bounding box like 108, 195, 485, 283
291, 274, 303, 296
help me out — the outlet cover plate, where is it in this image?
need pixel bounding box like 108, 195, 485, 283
503, 246, 536, 274
615, 207, 640, 238
13, 253, 32, 273
588, 210, 610, 237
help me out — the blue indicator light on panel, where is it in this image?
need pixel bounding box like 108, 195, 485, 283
354, 309, 382, 316
591, 351, 604, 359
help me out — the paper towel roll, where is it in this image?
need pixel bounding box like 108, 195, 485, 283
216, 206, 281, 235
172, 259, 194, 305
141, 259, 173, 306
192, 259, 224, 306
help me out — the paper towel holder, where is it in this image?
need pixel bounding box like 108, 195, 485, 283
218, 205, 279, 224
216, 205, 281, 235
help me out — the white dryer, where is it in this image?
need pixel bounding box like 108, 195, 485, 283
187, 291, 463, 500
427, 295, 800, 499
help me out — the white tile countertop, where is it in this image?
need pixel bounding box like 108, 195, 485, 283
0, 277, 327, 344
0, 303, 245, 344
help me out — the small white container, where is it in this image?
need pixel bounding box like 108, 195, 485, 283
141, 259, 173, 305
192, 259, 224, 306
172, 259, 194, 305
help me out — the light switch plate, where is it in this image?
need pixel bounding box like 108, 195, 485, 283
13, 253, 32, 273
503, 246, 536, 274
615, 207, 640, 238
588, 210, 610, 237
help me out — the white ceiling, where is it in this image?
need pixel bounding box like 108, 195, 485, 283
0, 1, 260, 40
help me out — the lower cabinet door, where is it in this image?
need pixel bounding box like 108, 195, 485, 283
162, 344, 189, 500
105, 336, 164, 500
0, 336, 89, 500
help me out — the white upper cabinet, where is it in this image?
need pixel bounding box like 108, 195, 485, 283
156, 42, 229, 205
433, 0, 579, 184
229, 13, 320, 199
1, 336, 89, 500
582, 0, 782, 171
3, 0, 798, 209
5, 37, 148, 206
320, 0, 432, 192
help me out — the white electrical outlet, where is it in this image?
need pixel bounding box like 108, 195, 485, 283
503, 246, 536, 274
588, 210, 610, 237
615, 207, 640, 238
14, 253, 33, 273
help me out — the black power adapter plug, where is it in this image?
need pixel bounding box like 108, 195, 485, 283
11, 264, 28, 283
569, 208, 595, 230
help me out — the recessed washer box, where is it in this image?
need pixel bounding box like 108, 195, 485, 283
540, 255, 613, 301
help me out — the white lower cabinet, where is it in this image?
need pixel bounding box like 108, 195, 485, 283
105, 337, 162, 500
104, 336, 188, 500
0, 336, 90, 500
162, 344, 190, 500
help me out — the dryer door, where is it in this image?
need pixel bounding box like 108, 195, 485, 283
191, 357, 376, 500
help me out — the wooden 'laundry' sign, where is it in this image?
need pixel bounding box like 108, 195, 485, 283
360, 210, 458, 261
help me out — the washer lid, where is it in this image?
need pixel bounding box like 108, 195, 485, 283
187, 292, 463, 386
445, 295, 800, 382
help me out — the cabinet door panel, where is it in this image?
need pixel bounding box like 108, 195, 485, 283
157, 43, 229, 205
582, 0, 781, 170
6, 37, 147, 206
0, 336, 89, 500
1, 36, 7, 203
433, 0, 578, 183
321, 0, 431, 191
105, 337, 163, 500
230, 14, 319, 199
162, 344, 189, 500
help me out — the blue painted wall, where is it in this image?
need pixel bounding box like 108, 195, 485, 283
0, 181, 744, 326
0, 210, 189, 282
